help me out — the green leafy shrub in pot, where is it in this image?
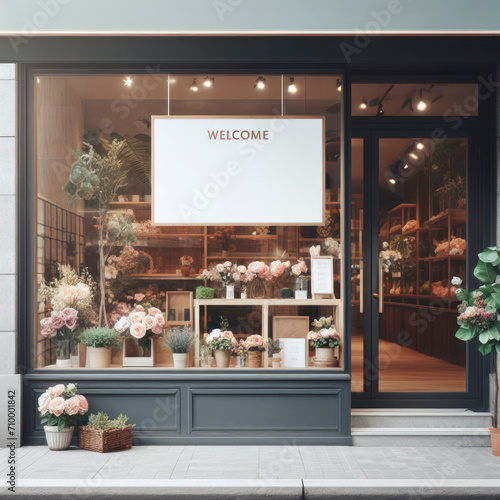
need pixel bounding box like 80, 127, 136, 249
81, 328, 122, 369
81, 328, 122, 349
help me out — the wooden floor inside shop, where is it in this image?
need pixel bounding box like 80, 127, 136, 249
351, 334, 466, 394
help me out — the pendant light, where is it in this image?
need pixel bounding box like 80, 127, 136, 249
288, 77, 297, 93
190, 78, 199, 92
255, 76, 266, 90
417, 89, 427, 111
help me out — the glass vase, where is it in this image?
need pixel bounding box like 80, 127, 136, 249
56, 339, 71, 368
247, 279, 268, 299
70, 337, 80, 368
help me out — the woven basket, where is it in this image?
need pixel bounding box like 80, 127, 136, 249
78, 425, 133, 453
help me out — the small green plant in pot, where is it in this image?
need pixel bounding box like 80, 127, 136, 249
164, 325, 195, 369
81, 328, 122, 369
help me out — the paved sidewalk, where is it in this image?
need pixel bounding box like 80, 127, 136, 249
2, 445, 500, 498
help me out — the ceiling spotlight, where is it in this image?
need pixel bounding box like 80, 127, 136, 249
389, 178, 396, 185
417, 89, 427, 111
123, 76, 133, 87
168, 77, 176, 84
416, 141, 424, 150
409, 152, 419, 160
377, 102, 385, 116
190, 78, 199, 92
255, 76, 266, 90
336, 79, 342, 91
403, 163, 409, 169
360, 97, 368, 109
203, 76, 214, 88
288, 77, 297, 93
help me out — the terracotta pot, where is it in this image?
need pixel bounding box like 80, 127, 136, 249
172, 353, 187, 369
214, 349, 231, 368
489, 428, 500, 456
44, 426, 74, 450
181, 266, 191, 277
87, 347, 112, 369
248, 350, 262, 368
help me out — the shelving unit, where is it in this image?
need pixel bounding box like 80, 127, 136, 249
193, 298, 343, 369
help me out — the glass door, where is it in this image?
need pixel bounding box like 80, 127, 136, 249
352, 131, 479, 405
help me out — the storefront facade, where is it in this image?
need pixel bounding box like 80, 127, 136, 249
0, 31, 498, 446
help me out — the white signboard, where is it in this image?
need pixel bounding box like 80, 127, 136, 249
279, 338, 306, 368
152, 116, 324, 225
311, 256, 334, 297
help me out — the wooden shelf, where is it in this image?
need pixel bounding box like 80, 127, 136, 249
194, 298, 342, 307
137, 233, 204, 239
109, 201, 150, 208
208, 234, 277, 240
424, 208, 466, 227
388, 203, 417, 215
207, 254, 280, 259
130, 273, 200, 280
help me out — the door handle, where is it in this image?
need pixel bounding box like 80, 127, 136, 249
378, 259, 384, 314
359, 264, 364, 314
373, 293, 379, 299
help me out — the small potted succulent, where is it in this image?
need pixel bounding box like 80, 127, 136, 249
180, 255, 194, 277
38, 383, 88, 450
164, 325, 195, 368
81, 328, 122, 369
79, 411, 135, 453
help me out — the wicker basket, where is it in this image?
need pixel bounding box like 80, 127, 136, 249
78, 425, 133, 453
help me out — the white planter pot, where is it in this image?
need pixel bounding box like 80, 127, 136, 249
241, 291, 247, 299
44, 426, 74, 450
315, 347, 335, 362
272, 353, 281, 369
226, 285, 235, 299
87, 347, 112, 369
172, 352, 188, 369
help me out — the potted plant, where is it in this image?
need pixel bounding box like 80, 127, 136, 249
452, 246, 500, 456
243, 335, 267, 368
38, 383, 88, 450
206, 317, 238, 368
267, 339, 282, 368
180, 255, 194, 277
213, 226, 235, 257
307, 316, 342, 367
164, 325, 195, 368
78, 411, 135, 453
114, 306, 165, 366
81, 328, 122, 369
40, 308, 80, 368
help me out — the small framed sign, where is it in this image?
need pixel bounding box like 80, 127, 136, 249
311, 256, 335, 299
279, 338, 307, 368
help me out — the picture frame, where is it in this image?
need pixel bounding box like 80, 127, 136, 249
272, 316, 310, 367
311, 256, 335, 299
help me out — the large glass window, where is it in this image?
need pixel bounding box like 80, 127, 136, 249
35, 73, 344, 370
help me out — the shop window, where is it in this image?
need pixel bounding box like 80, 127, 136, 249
34, 73, 344, 370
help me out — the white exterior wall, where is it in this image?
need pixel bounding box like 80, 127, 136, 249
0, 63, 20, 448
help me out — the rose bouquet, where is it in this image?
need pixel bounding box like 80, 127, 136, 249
307, 316, 341, 349
40, 308, 79, 367
241, 261, 273, 298
115, 305, 166, 356
379, 241, 402, 272
206, 330, 239, 351
213, 226, 235, 252
38, 383, 88, 431
241, 334, 267, 368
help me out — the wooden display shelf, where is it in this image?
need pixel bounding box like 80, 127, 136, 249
194, 298, 342, 307
130, 273, 200, 280
424, 208, 466, 227
136, 233, 204, 239
109, 201, 150, 208
207, 254, 280, 259
388, 203, 417, 215
208, 234, 278, 240
420, 255, 466, 262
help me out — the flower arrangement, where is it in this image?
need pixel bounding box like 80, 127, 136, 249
180, 255, 194, 267
39, 265, 95, 312
290, 260, 309, 279
267, 338, 282, 356
133, 219, 160, 236
434, 236, 466, 256
379, 241, 402, 272
40, 308, 79, 365
200, 261, 242, 287
206, 330, 239, 351
323, 238, 341, 258
241, 334, 267, 352
38, 383, 88, 431
115, 306, 166, 356
307, 316, 341, 348
213, 226, 235, 251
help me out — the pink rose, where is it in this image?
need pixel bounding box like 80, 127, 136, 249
65, 316, 77, 331
152, 326, 163, 335
135, 304, 145, 312
129, 311, 146, 323
38, 392, 51, 415
50, 312, 65, 330
64, 397, 79, 416
216, 263, 224, 273
40, 317, 53, 328
142, 315, 157, 330
246, 334, 266, 347
243, 270, 254, 282
130, 322, 147, 339
221, 330, 234, 340
320, 328, 331, 339
148, 307, 161, 316
61, 308, 78, 320
233, 272, 241, 282
75, 394, 88, 415
48, 384, 65, 397
333, 332, 341, 342
258, 265, 271, 279
48, 396, 66, 417
41, 327, 57, 338
307, 331, 319, 341
270, 260, 285, 278
155, 314, 165, 327
248, 261, 265, 274
134, 295, 146, 303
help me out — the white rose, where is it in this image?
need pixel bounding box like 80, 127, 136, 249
320, 328, 330, 339
66, 383, 76, 392
216, 264, 224, 272
206, 335, 213, 344
451, 276, 463, 286
237, 266, 247, 274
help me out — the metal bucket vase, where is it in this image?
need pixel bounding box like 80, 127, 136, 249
248, 350, 262, 368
